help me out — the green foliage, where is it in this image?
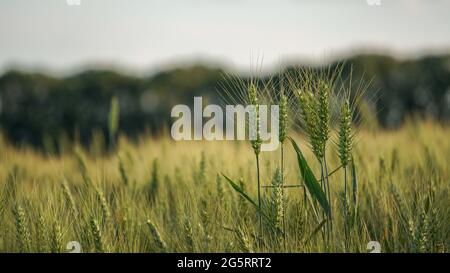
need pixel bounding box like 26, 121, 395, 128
289, 138, 330, 216
222, 174, 276, 230
0, 127, 447, 252
0, 63, 448, 253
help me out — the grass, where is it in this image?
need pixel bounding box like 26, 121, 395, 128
0, 119, 448, 253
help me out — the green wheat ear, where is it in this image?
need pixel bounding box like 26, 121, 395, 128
62, 180, 78, 217
248, 83, 261, 155
270, 168, 284, 232
146, 219, 167, 252
248, 82, 258, 105
95, 187, 111, 225
338, 100, 353, 167
13, 204, 31, 252
118, 154, 129, 187
236, 227, 253, 253
183, 217, 195, 252
36, 214, 48, 252
74, 147, 91, 187
279, 91, 288, 143
90, 217, 104, 252
317, 79, 331, 153
297, 90, 321, 159
50, 220, 62, 253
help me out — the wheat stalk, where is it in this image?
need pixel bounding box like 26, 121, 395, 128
184, 217, 195, 252
338, 99, 352, 243
13, 204, 31, 252
236, 227, 253, 253
278, 77, 288, 250
90, 217, 104, 252
118, 154, 129, 187
50, 220, 62, 253
95, 187, 111, 225
62, 180, 78, 217
146, 219, 167, 252
270, 168, 284, 235
247, 82, 263, 243
36, 214, 48, 252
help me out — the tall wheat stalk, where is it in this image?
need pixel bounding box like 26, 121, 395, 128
338, 99, 353, 245
248, 82, 263, 242
291, 68, 343, 243
278, 77, 288, 250
296, 86, 332, 238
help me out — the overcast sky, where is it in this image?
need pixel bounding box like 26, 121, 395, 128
1, 0, 450, 74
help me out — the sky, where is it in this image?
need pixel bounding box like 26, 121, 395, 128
1, 0, 450, 74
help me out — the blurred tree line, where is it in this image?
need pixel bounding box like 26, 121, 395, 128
0, 54, 449, 151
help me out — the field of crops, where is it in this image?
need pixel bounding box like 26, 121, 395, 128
0, 68, 449, 253
0, 119, 448, 253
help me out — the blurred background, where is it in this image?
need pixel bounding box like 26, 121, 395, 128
0, 0, 449, 151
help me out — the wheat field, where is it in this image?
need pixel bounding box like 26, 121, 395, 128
0, 120, 448, 253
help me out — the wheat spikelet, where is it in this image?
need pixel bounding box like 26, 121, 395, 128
270, 168, 284, 233
118, 154, 129, 187
247, 82, 263, 239
297, 90, 322, 159
95, 187, 111, 225
338, 100, 352, 167
236, 228, 253, 253
49, 220, 62, 253
418, 212, 430, 253
13, 204, 31, 252
429, 206, 439, 252
62, 180, 78, 217
216, 174, 224, 203
248, 83, 261, 155
278, 81, 289, 250
36, 214, 48, 252
316, 79, 330, 156
74, 147, 91, 187
90, 217, 104, 252
146, 219, 167, 252
408, 219, 419, 252
279, 90, 288, 144
199, 199, 212, 248
184, 217, 195, 252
